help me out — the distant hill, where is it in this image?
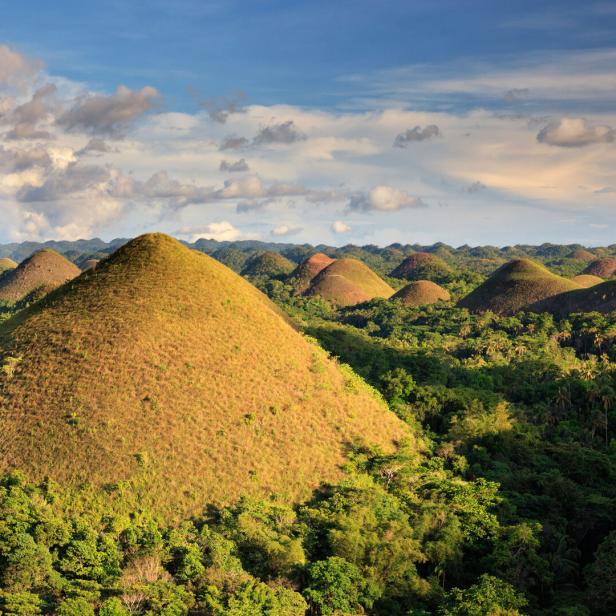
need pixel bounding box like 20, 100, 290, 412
568, 248, 596, 262
306, 258, 394, 306
390, 252, 453, 283
0, 249, 81, 303
582, 258, 616, 279
241, 251, 296, 278
0, 234, 406, 517
572, 274, 603, 287
288, 252, 336, 293
530, 280, 616, 316
82, 259, 100, 271
0, 258, 17, 274
390, 280, 451, 307
458, 259, 580, 315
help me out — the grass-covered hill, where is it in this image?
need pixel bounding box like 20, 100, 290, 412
0, 249, 80, 303
567, 248, 596, 262
0, 234, 406, 516
0, 258, 17, 274
530, 279, 616, 316
306, 258, 394, 306
458, 258, 580, 315
241, 250, 296, 278
582, 257, 616, 279
390, 280, 451, 306
572, 274, 604, 287
288, 252, 336, 293
390, 252, 453, 283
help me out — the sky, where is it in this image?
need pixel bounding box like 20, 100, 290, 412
0, 1, 615, 247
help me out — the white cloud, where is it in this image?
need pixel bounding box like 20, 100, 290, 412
537, 117, 614, 147
348, 185, 427, 212
179, 221, 244, 242
331, 220, 351, 233
271, 224, 303, 237
0, 45, 41, 89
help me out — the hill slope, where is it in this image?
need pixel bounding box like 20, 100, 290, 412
288, 252, 335, 293
567, 248, 596, 262
241, 251, 295, 278
530, 280, 616, 316
582, 258, 616, 279
458, 259, 580, 315
390, 280, 451, 306
572, 274, 603, 287
306, 258, 394, 306
0, 234, 406, 516
0, 250, 81, 303
390, 252, 453, 282
0, 258, 17, 274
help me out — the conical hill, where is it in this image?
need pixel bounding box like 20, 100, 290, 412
458, 258, 580, 316
0, 234, 406, 516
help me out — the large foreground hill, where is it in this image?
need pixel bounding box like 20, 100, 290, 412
0, 234, 405, 516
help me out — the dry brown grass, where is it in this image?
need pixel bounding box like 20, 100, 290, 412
390, 252, 453, 282
568, 248, 596, 262
305, 258, 394, 306
390, 280, 451, 306
0, 258, 17, 274
458, 258, 580, 316
288, 253, 335, 293
572, 274, 604, 288
0, 234, 407, 518
582, 258, 616, 279
0, 249, 80, 302
530, 280, 616, 316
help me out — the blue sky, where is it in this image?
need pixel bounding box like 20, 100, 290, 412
0, 1, 615, 246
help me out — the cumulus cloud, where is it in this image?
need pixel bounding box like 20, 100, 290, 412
77, 138, 114, 156
178, 221, 244, 242
331, 220, 351, 233
348, 185, 427, 212
253, 120, 307, 145
219, 135, 250, 151
0, 145, 53, 172
201, 92, 246, 123
271, 224, 303, 237
0, 45, 42, 89
393, 124, 440, 147
3, 84, 57, 140
537, 117, 615, 147
219, 158, 249, 172
58, 85, 160, 137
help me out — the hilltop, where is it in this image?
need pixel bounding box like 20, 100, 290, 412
567, 248, 596, 262
288, 252, 336, 293
0, 249, 81, 303
241, 250, 296, 278
458, 258, 580, 315
306, 258, 394, 306
582, 257, 616, 279
530, 280, 616, 316
390, 252, 453, 283
0, 234, 406, 516
572, 274, 603, 287
390, 280, 451, 307
0, 258, 17, 274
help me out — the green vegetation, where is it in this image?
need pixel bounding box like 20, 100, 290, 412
390, 252, 454, 283
1, 236, 616, 614
241, 251, 296, 279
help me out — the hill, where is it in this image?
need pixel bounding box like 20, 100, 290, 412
458, 259, 580, 315
530, 280, 616, 316
567, 248, 596, 262
390, 280, 451, 307
0, 249, 81, 303
572, 274, 603, 287
0, 234, 406, 516
306, 258, 395, 306
390, 252, 453, 282
81, 259, 100, 271
0, 258, 17, 274
288, 252, 335, 293
582, 257, 616, 279
241, 250, 296, 278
